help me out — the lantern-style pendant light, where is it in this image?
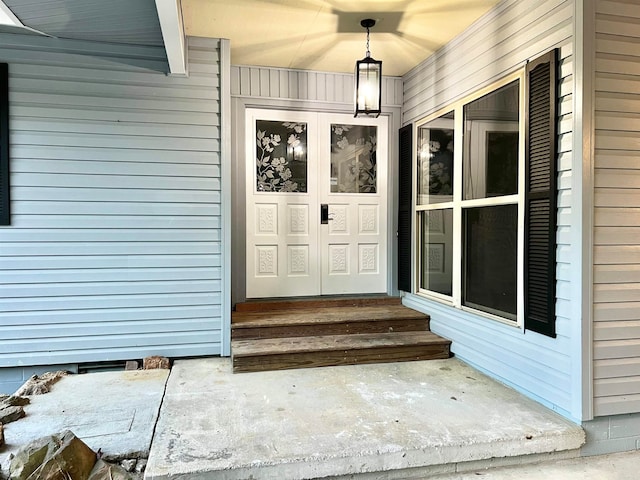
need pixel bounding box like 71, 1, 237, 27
354, 18, 382, 118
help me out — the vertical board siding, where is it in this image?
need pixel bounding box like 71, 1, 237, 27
231, 65, 403, 107
402, 0, 577, 419
593, 0, 640, 416
0, 35, 224, 366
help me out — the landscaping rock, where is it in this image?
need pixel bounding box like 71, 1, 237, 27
0, 405, 25, 424
120, 459, 136, 472
134, 459, 147, 474
142, 356, 170, 370
88, 460, 135, 480
8, 434, 51, 480
14, 371, 68, 396
9, 430, 96, 480
1, 396, 30, 408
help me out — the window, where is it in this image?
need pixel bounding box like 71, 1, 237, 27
0, 63, 9, 226
413, 50, 558, 336
461, 80, 520, 320
416, 74, 524, 324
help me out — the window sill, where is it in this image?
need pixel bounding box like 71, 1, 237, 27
414, 290, 524, 331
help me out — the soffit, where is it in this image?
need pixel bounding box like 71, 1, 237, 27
182, 0, 502, 76
3, 0, 164, 46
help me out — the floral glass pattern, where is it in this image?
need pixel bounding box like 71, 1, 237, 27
256, 120, 308, 193
330, 124, 377, 193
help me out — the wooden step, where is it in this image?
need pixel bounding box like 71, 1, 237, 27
232, 331, 451, 373
232, 305, 429, 339
235, 295, 401, 312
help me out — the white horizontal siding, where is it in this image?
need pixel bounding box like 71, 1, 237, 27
403, 0, 573, 124
593, 0, 640, 417
402, 0, 578, 420
0, 35, 225, 366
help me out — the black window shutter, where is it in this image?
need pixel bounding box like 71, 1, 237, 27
0, 63, 9, 226
525, 49, 558, 337
398, 123, 413, 292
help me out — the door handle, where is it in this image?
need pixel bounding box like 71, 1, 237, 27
321, 204, 329, 224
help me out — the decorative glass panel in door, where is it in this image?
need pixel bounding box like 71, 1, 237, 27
256, 120, 308, 192
330, 124, 377, 193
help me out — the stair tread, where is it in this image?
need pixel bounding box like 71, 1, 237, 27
235, 296, 400, 312
232, 305, 427, 328
232, 331, 450, 357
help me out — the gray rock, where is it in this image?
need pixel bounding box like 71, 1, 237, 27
0, 405, 25, 425
9, 430, 96, 480
134, 459, 147, 473
120, 459, 136, 472
88, 460, 135, 480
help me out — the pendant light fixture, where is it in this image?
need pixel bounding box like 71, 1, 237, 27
354, 18, 382, 118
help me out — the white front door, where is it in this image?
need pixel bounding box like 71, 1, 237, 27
245, 109, 388, 298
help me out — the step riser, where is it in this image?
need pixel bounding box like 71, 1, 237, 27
233, 345, 451, 373
232, 318, 430, 340
235, 296, 401, 312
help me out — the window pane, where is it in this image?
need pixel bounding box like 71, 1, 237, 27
463, 204, 517, 320
417, 112, 454, 205
256, 120, 307, 192
420, 209, 453, 296
463, 81, 519, 200
330, 124, 377, 193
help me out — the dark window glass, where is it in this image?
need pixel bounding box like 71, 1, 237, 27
463, 204, 518, 320
420, 209, 453, 296
463, 81, 519, 200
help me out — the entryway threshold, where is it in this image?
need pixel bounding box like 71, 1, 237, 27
145, 358, 584, 480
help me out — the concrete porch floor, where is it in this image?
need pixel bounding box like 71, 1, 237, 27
145, 357, 585, 479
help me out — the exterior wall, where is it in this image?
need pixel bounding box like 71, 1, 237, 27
592, 0, 640, 417
401, 0, 581, 420
582, 412, 640, 456
229, 65, 403, 304
0, 35, 228, 373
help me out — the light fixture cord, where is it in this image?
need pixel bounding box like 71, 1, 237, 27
365, 26, 371, 57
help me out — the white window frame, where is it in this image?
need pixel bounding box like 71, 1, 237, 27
414, 71, 526, 328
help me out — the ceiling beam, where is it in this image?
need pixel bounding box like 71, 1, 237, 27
155, 0, 187, 76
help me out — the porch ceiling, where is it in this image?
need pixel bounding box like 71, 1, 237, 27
2, 0, 164, 46
182, 0, 502, 76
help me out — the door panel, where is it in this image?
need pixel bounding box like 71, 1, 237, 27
320, 114, 388, 295
246, 110, 319, 298
246, 109, 387, 298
